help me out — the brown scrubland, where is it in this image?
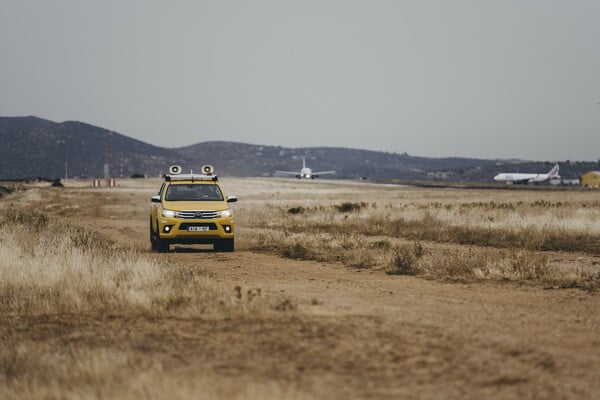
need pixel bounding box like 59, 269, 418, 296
0, 178, 599, 399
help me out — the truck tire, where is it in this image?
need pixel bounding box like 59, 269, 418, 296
156, 220, 170, 253
150, 218, 157, 251
215, 238, 234, 252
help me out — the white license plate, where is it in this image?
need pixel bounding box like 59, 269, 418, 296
188, 226, 209, 232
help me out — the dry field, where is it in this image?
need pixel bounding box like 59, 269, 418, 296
1, 177, 599, 399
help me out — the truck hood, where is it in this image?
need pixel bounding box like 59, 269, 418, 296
162, 200, 228, 211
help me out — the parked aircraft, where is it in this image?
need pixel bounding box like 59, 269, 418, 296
493, 164, 560, 184
276, 158, 335, 179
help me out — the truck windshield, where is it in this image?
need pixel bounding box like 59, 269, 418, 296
165, 184, 224, 201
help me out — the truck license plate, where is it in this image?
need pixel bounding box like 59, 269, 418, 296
188, 226, 209, 232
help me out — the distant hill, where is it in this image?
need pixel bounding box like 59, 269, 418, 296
175, 141, 498, 180
0, 117, 180, 179
0, 116, 597, 181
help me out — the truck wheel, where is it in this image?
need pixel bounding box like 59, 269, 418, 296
156, 220, 170, 253
157, 236, 170, 253
215, 238, 234, 252
150, 218, 157, 251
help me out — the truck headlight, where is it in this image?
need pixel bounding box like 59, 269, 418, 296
162, 209, 177, 218
217, 209, 232, 218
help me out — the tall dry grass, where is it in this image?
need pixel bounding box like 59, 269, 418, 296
0, 201, 298, 400
242, 201, 600, 254
232, 181, 600, 288
0, 209, 280, 317
5, 178, 600, 290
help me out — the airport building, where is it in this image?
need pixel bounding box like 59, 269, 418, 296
580, 171, 600, 188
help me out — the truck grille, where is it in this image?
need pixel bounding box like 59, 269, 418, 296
178, 210, 218, 219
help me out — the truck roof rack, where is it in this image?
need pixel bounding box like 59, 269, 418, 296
165, 174, 218, 182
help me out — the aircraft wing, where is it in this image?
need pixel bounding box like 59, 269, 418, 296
312, 170, 336, 176
275, 170, 300, 176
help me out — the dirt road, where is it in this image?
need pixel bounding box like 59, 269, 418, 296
87, 212, 600, 399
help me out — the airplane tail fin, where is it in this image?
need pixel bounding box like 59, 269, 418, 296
302, 158, 306, 169
548, 163, 560, 178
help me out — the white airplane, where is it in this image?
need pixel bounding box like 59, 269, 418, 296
493, 163, 560, 184
276, 158, 335, 179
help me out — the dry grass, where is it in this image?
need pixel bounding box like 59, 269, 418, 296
0, 338, 311, 400
234, 179, 600, 289
245, 201, 600, 254
0, 209, 282, 317
0, 204, 300, 398
7, 179, 600, 289
1, 179, 600, 399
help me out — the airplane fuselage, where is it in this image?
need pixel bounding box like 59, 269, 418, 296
493, 173, 547, 184
297, 167, 314, 179
493, 164, 560, 184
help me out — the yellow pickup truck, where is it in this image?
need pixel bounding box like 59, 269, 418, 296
150, 165, 237, 252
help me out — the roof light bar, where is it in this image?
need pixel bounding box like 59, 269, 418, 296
165, 174, 218, 182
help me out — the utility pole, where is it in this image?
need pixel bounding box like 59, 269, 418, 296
103, 145, 110, 179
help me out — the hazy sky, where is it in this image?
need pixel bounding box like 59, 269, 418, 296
1, 1, 599, 161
